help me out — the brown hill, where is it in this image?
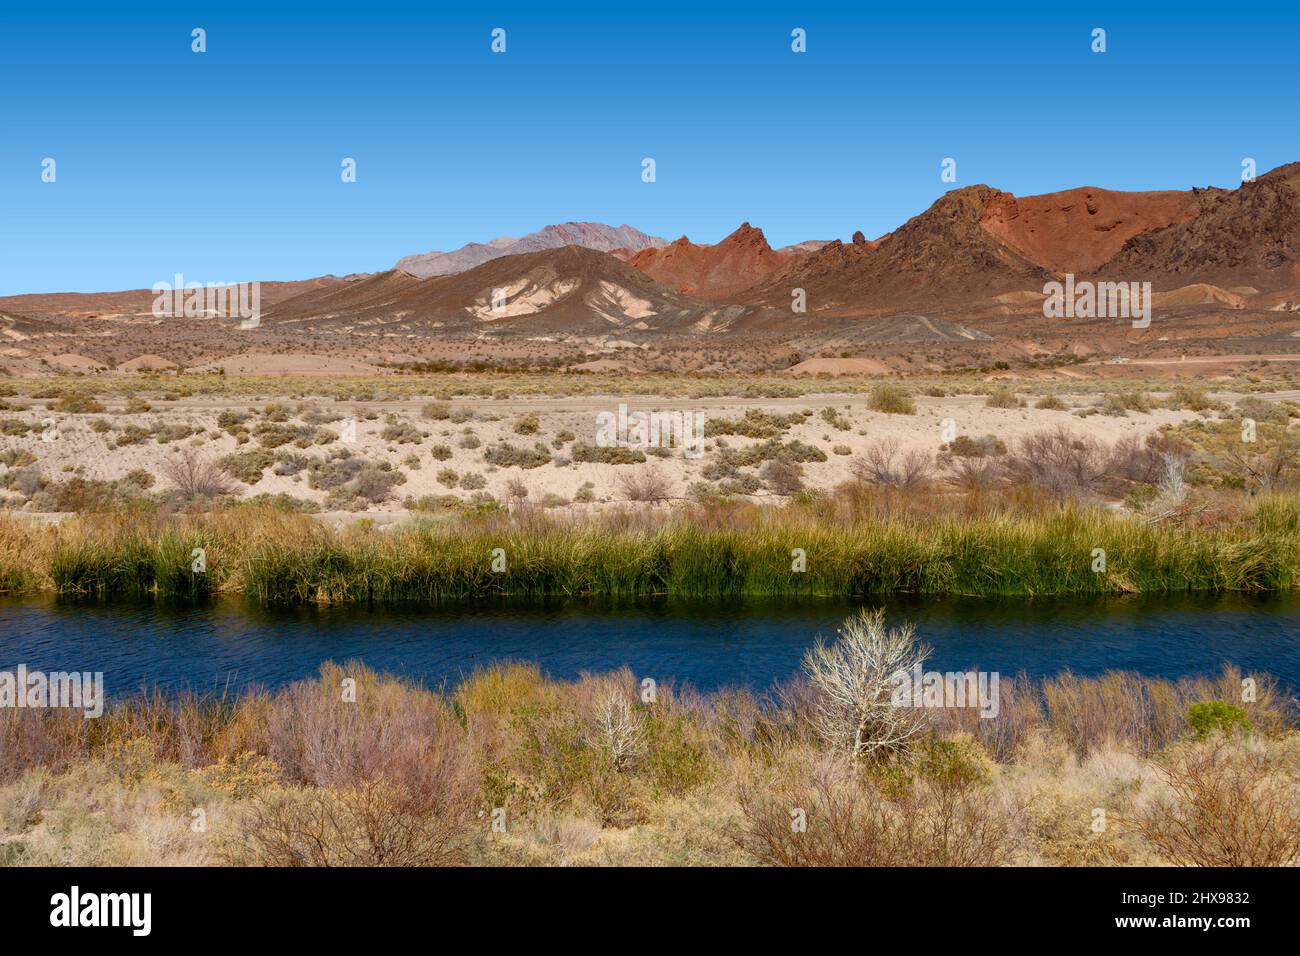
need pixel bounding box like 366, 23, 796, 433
0, 276, 356, 321
750, 186, 1051, 313
981, 187, 1201, 275
626, 223, 793, 300
1093, 163, 1300, 291
0, 310, 58, 341
266, 246, 764, 338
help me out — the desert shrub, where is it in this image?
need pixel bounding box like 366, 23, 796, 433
459, 473, 486, 490
53, 394, 105, 414
1166, 385, 1215, 412
717, 474, 762, 496
573, 482, 595, 503
944, 434, 1006, 458
705, 409, 803, 439
233, 780, 474, 866
868, 385, 915, 415
832, 444, 851, 456
0, 449, 36, 469
618, 468, 672, 502
458, 432, 481, 450
984, 388, 1021, 409
513, 413, 540, 435
429, 444, 452, 462
253, 422, 313, 449
851, 439, 932, 489
420, 402, 451, 420
345, 464, 405, 504
150, 422, 196, 444
484, 442, 553, 469
761, 459, 804, 495
114, 424, 151, 447
1096, 390, 1152, 416
820, 407, 851, 431
1234, 396, 1290, 424
736, 759, 1018, 867
217, 410, 250, 433
380, 421, 424, 444
436, 468, 459, 488
1034, 394, 1067, 410
1127, 739, 1300, 866
161, 450, 237, 500
1221, 428, 1300, 492
945, 456, 998, 491
997, 427, 1112, 497
571, 443, 646, 465
221, 449, 275, 484
732, 439, 826, 466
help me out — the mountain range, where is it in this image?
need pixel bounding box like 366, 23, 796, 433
4, 162, 1299, 352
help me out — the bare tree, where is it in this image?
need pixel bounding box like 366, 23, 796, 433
1157, 452, 1188, 503
850, 439, 932, 489
998, 427, 1113, 497
591, 690, 646, 772
802, 609, 931, 761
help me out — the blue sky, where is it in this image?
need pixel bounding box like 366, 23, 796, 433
1, 1, 1296, 294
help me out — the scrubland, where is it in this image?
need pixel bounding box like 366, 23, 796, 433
0, 625, 1294, 867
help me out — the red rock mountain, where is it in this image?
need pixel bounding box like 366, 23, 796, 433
625, 223, 794, 300
1094, 162, 1300, 291
981, 187, 1202, 274
750, 186, 1052, 313
748, 172, 1273, 314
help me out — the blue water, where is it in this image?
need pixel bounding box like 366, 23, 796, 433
1, 593, 1298, 700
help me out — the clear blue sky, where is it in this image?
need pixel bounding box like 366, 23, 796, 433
1, 0, 1296, 294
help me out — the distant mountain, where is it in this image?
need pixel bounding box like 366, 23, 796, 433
395, 222, 667, 278
625, 223, 794, 300
776, 240, 834, 256
0, 276, 360, 321
268, 245, 763, 337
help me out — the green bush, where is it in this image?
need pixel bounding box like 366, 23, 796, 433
1187, 701, 1253, 740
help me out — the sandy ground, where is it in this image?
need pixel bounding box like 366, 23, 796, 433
0, 390, 1263, 514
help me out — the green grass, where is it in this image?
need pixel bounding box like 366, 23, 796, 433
3, 497, 1298, 603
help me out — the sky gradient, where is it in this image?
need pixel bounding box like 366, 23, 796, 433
1, 0, 1297, 294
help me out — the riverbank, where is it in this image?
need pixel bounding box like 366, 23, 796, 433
0, 653, 1294, 867
1, 495, 1299, 602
